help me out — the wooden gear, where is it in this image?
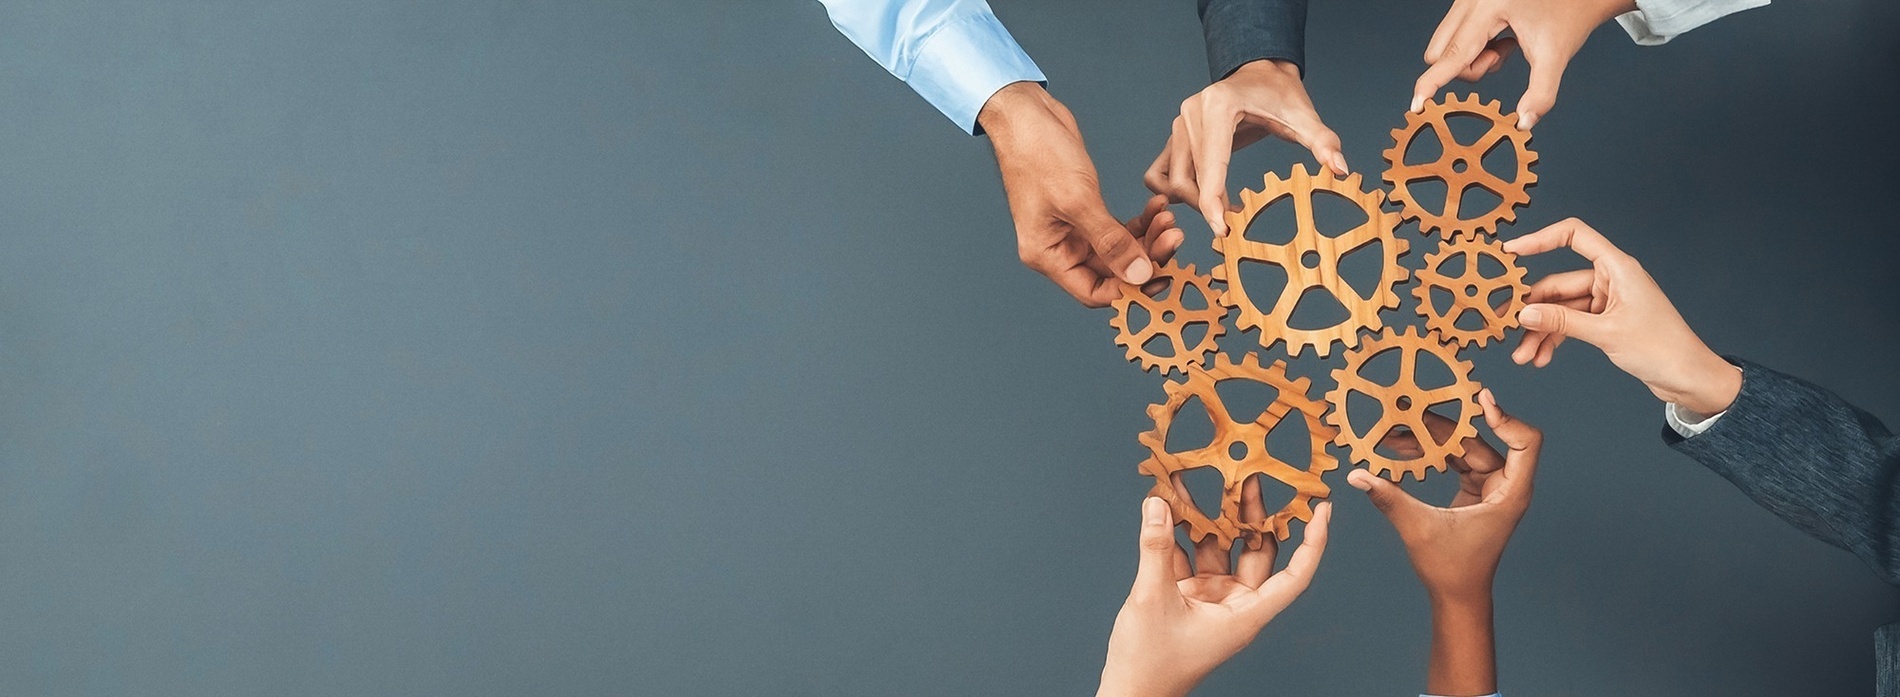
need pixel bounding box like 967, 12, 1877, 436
1382, 94, 1538, 238
1323, 327, 1481, 482
1138, 353, 1339, 550
1211, 165, 1409, 358
1109, 261, 1228, 374
1413, 232, 1529, 348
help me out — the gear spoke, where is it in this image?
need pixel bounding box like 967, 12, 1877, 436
1382, 94, 1537, 238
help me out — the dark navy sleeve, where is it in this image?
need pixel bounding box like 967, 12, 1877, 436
1665, 358, 1900, 585
1197, 0, 1309, 82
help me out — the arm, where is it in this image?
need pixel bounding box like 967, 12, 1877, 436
1145, 0, 1343, 236
817, 0, 1044, 134
1664, 359, 1900, 584
1505, 218, 1900, 584
1349, 391, 1542, 696
817, 1, 1182, 305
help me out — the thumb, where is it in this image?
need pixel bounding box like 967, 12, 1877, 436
1073, 204, 1154, 285
1515, 57, 1565, 130
1517, 302, 1609, 347
1133, 497, 1182, 596
1347, 469, 1426, 524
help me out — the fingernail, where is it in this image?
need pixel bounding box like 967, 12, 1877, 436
1125, 257, 1154, 284
1519, 306, 1544, 327
1143, 497, 1168, 526
1517, 111, 1538, 130
1346, 470, 1372, 491
1410, 95, 1424, 113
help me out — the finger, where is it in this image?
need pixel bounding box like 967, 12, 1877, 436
1378, 428, 1426, 457
1501, 217, 1626, 263
1125, 193, 1169, 238
1518, 302, 1611, 348
1133, 497, 1186, 599
1478, 389, 1543, 502
1424, 0, 1474, 63
1236, 477, 1278, 588
1413, 22, 1492, 112
1146, 226, 1185, 268
1247, 501, 1330, 618
1068, 201, 1154, 286
1190, 103, 1239, 236
1516, 52, 1566, 130
1458, 37, 1519, 81
1144, 141, 1173, 196
1524, 269, 1598, 305
1045, 255, 1121, 308
1513, 294, 1590, 364
1346, 468, 1430, 527
1285, 111, 1349, 176
1193, 529, 1230, 577
1167, 116, 1198, 207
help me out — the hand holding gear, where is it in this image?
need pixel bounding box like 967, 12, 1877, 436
1383, 94, 1537, 238
1109, 261, 1228, 375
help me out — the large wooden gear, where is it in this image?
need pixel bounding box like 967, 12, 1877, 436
1108, 261, 1228, 375
1323, 327, 1481, 482
1138, 353, 1338, 550
1413, 232, 1529, 348
1211, 165, 1409, 358
1382, 94, 1537, 238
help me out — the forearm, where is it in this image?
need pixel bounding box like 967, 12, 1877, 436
1426, 594, 1496, 697
1196, 0, 1308, 81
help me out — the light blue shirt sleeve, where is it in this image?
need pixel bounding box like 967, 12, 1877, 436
817, 0, 1047, 134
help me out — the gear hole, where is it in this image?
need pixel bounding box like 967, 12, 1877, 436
1408, 178, 1449, 219
1428, 286, 1456, 318
1236, 259, 1290, 309
1165, 395, 1218, 455
1357, 347, 1402, 387
1481, 140, 1519, 184
1456, 184, 1504, 220
1286, 287, 1350, 331
1178, 282, 1213, 311
1476, 253, 1507, 277
1178, 322, 1209, 351
1486, 286, 1516, 312
1346, 391, 1386, 439
1442, 114, 1494, 148
1125, 303, 1152, 332
1435, 250, 1470, 277
1452, 307, 1489, 332
1402, 124, 1445, 166
1178, 467, 1228, 522
1421, 401, 1471, 448
1244, 473, 1299, 526
1265, 411, 1313, 468
1310, 190, 1370, 238
1413, 349, 1458, 391
1336, 240, 1387, 301
1240, 192, 1299, 245
1141, 333, 1176, 358
1214, 378, 1282, 424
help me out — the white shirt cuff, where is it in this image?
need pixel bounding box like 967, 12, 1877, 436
1665, 401, 1726, 437
906, 11, 1045, 134
1615, 0, 1770, 45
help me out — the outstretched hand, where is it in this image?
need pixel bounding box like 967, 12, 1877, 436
981, 82, 1184, 307
1098, 484, 1333, 697
1347, 389, 1541, 697
1503, 218, 1741, 415
1144, 59, 1345, 237
1412, 0, 1636, 129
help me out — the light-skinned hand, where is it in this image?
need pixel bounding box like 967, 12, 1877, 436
980, 82, 1184, 307
1412, 0, 1638, 129
1098, 483, 1333, 697
1503, 218, 1742, 415
1347, 389, 1542, 696
1143, 59, 1345, 237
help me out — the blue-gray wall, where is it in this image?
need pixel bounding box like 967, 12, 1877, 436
0, 1, 1893, 695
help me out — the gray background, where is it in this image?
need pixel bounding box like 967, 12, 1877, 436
0, 0, 1893, 695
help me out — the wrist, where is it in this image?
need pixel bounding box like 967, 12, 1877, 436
976, 81, 1052, 139
1096, 672, 1191, 697
1228, 58, 1301, 82
1652, 348, 1741, 417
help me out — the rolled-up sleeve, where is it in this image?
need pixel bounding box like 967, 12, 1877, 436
1614, 0, 1769, 45
1197, 0, 1308, 82
819, 0, 1046, 134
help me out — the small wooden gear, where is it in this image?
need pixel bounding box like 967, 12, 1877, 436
1108, 261, 1228, 374
1211, 165, 1409, 358
1138, 353, 1339, 550
1382, 94, 1538, 238
1413, 232, 1529, 348
1323, 327, 1481, 482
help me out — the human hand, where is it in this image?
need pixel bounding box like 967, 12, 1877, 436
1503, 218, 1742, 415
979, 82, 1183, 307
1346, 390, 1540, 696
1412, 0, 1637, 129
1143, 59, 1346, 237
1098, 487, 1333, 697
